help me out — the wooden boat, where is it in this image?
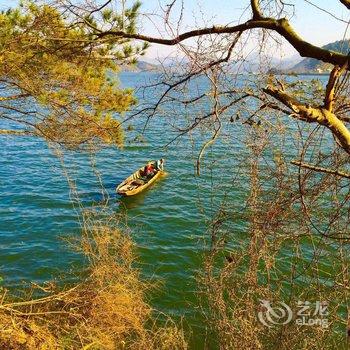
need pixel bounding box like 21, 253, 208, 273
116, 160, 164, 196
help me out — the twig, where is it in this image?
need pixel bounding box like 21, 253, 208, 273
291, 160, 350, 179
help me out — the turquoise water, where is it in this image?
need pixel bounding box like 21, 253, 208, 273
0, 73, 333, 346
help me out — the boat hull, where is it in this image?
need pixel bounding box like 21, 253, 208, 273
116, 161, 163, 196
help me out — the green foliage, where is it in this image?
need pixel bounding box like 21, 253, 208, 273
83, 0, 148, 61
0, 1, 147, 149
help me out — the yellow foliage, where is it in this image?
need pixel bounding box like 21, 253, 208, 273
0, 3, 136, 149
0, 220, 187, 349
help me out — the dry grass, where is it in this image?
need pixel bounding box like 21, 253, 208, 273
0, 217, 187, 350
200, 128, 350, 349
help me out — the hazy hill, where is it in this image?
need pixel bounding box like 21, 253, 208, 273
290, 39, 350, 73
121, 60, 161, 72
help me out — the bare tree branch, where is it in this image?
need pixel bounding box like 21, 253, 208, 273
264, 85, 350, 153
251, 0, 263, 19
340, 0, 350, 10
324, 64, 347, 111
304, 0, 349, 23
291, 160, 350, 179
95, 18, 350, 67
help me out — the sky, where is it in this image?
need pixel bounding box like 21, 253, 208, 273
1, 0, 349, 60
137, 0, 350, 60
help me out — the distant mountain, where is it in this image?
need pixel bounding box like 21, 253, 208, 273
289, 39, 350, 73
122, 40, 350, 74
270, 55, 302, 70
122, 54, 303, 74
121, 60, 161, 72
135, 61, 160, 71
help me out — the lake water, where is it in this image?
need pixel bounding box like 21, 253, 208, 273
0, 72, 331, 347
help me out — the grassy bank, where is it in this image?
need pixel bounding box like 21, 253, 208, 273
0, 218, 187, 349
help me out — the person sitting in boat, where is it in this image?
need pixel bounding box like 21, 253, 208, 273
156, 158, 164, 171
144, 163, 156, 178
